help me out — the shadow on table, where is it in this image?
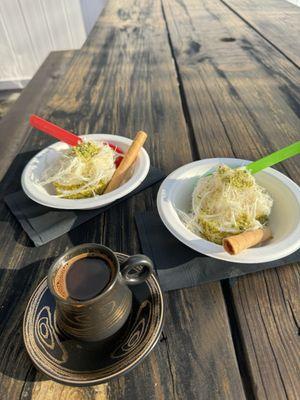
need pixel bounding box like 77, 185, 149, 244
0, 149, 38, 195
0, 150, 41, 248
0, 257, 54, 383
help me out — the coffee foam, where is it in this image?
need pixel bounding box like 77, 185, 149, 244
53, 251, 115, 300
53, 262, 70, 299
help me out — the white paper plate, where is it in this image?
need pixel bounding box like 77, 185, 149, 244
21, 134, 150, 210
157, 158, 300, 263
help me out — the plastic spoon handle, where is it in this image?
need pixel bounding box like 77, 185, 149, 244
29, 114, 81, 147
246, 141, 300, 174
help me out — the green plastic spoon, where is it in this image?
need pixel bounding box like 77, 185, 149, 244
246, 141, 300, 174
204, 141, 300, 177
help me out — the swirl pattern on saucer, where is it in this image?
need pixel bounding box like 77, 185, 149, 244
111, 300, 151, 359
35, 306, 68, 364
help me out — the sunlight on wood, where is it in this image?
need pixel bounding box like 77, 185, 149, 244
31, 374, 108, 399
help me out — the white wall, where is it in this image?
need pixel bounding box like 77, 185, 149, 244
0, 0, 107, 89
286, 0, 300, 6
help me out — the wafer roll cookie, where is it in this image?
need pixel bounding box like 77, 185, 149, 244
223, 227, 272, 255
104, 131, 147, 193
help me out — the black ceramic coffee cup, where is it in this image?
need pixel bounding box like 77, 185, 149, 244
48, 243, 153, 342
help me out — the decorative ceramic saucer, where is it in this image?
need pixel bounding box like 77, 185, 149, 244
23, 253, 164, 386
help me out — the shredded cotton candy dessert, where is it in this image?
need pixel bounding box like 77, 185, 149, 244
38, 140, 120, 199
180, 165, 273, 244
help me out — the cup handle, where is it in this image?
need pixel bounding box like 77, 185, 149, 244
120, 254, 154, 285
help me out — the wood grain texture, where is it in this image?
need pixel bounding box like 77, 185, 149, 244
221, 0, 300, 67
0, 50, 77, 180
164, 284, 245, 399
231, 265, 300, 399
162, 0, 300, 173
0, 0, 245, 399
30, 377, 108, 399
162, 0, 300, 398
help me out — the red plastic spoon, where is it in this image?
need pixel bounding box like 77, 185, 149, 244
29, 114, 82, 147
29, 114, 124, 167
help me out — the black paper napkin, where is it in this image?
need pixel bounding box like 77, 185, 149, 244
5, 167, 165, 247
135, 211, 300, 291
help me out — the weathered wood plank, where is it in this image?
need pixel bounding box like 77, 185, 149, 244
231, 264, 300, 399
30, 379, 108, 399
221, 0, 300, 67
163, 284, 245, 399
162, 0, 300, 173
0, 0, 245, 399
0, 50, 77, 181
162, 0, 300, 397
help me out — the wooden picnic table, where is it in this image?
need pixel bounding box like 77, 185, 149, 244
0, 0, 299, 398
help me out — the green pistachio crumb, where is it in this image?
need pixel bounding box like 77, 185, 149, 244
71, 141, 100, 160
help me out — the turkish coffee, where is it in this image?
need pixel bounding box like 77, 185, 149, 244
53, 252, 113, 301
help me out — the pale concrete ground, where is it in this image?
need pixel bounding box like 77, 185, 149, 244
0, 90, 22, 120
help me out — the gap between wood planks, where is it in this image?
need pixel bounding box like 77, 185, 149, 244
160, 0, 200, 161
160, 331, 177, 399
160, 0, 261, 398
221, 281, 256, 400
219, 0, 300, 70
